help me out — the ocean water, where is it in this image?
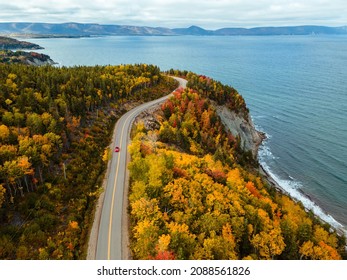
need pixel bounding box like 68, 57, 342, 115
27, 35, 347, 234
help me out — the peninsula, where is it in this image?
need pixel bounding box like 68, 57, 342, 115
0, 36, 55, 65
0, 36, 43, 50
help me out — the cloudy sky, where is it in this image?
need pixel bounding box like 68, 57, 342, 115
1, 0, 346, 29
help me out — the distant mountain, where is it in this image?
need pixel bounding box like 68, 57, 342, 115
172, 25, 213, 35
0, 22, 347, 37
0, 22, 175, 36
215, 25, 347, 35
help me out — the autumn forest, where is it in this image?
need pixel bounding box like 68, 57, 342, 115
0, 63, 177, 259
128, 70, 346, 260
0, 63, 345, 259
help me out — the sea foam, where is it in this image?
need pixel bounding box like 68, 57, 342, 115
259, 145, 347, 237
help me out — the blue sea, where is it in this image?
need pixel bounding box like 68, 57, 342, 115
27, 35, 347, 234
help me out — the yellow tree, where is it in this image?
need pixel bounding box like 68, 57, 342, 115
0, 124, 10, 142
166, 222, 196, 259
17, 156, 34, 193
0, 145, 17, 162
0, 184, 5, 207
151, 234, 176, 260
132, 219, 160, 259
102, 148, 111, 162
129, 180, 147, 202
147, 154, 167, 197
299, 240, 341, 260
164, 178, 189, 211
251, 226, 285, 259
2, 159, 20, 200
194, 223, 238, 260
226, 168, 244, 189
131, 197, 163, 223
313, 225, 338, 248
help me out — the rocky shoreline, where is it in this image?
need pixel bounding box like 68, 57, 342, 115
244, 113, 347, 240
216, 104, 347, 241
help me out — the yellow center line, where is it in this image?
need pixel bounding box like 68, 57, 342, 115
106, 79, 183, 259
107, 106, 143, 260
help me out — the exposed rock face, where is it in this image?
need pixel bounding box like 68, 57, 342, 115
134, 106, 161, 131
25, 52, 56, 66
135, 100, 265, 159
215, 105, 265, 158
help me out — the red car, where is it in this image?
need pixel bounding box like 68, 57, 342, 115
114, 146, 120, 153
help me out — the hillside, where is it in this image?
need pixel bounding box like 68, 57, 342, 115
1, 22, 347, 37
127, 71, 346, 260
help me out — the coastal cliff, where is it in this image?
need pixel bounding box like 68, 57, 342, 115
127, 75, 346, 260
136, 100, 265, 159
0, 36, 55, 66
0, 50, 56, 66
215, 104, 265, 158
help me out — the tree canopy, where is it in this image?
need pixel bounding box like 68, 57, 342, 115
128, 78, 345, 260
0, 63, 177, 259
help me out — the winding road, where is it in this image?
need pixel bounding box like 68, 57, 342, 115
95, 77, 187, 260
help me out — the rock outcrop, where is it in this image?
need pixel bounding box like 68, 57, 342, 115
215, 105, 265, 158
134, 99, 265, 159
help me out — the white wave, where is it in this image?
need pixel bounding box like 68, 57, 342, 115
259, 145, 278, 160
260, 160, 347, 237
253, 123, 272, 140
252, 115, 267, 120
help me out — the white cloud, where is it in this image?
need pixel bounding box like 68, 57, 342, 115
0, 0, 346, 28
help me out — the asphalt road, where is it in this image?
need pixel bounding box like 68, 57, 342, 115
95, 77, 187, 260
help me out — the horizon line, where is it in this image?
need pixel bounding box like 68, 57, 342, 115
0, 21, 346, 30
